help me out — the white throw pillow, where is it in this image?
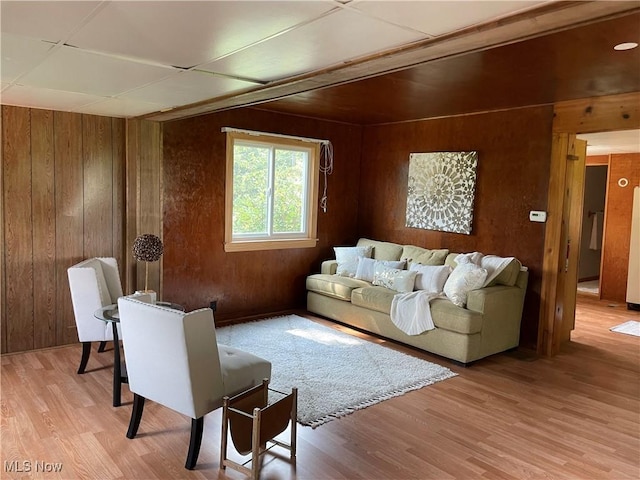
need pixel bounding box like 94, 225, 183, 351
410, 264, 452, 293
455, 251, 484, 266
355, 257, 406, 283
443, 263, 488, 307
334, 245, 372, 277
372, 264, 417, 293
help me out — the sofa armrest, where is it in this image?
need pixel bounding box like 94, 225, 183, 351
321, 260, 338, 275
466, 285, 523, 314
466, 282, 527, 353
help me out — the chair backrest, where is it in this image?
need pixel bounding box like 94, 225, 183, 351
67, 257, 124, 342
117, 297, 225, 419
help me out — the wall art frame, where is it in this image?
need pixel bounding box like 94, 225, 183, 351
405, 151, 478, 235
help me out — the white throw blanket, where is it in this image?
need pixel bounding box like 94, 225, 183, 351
480, 255, 516, 287
390, 290, 442, 335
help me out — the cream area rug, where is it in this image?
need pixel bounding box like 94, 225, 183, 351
610, 320, 640, 337
216, 315, 457, 428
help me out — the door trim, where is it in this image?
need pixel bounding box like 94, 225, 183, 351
539, 92, 640, 356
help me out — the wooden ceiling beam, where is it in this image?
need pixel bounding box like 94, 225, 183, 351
553, 92, 640, 133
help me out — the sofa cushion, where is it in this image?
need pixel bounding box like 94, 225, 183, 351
306, 274, 371, 301
334, 245, 372, 277
357, 238, 403, 261
351, 286, 396, 314
445, 253, 459, 269
429, 298, 483, 334
350, 286, 483, 333
402, 245, 449, 267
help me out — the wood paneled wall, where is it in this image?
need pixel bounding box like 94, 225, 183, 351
3, 95, 634, 354
600, 153, 640, 302
1, 106, 125, 353
125, 120, 163, 296
162, 109, 362, 319
359, 106, 555, 348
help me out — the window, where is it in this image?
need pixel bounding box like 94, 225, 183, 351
225, 131, 320, 252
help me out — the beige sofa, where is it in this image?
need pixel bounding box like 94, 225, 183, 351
306, 238, 528, 364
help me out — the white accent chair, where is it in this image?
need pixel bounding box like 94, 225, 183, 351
67, 257, 124, 373
117, 297, 272, 470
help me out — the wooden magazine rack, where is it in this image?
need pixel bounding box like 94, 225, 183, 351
220, 379, 297, 479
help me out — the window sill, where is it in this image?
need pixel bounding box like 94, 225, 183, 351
224, 238, 318, 252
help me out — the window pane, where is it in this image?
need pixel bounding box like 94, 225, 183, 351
233, 144, 269, 236
225, 131, 319, 252
273, 149, 307, 234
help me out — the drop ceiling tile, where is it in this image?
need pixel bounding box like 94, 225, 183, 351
68, 1, 336, 69
1, 33, 56, 83
19, 45, 175, 97
76, 97, 168, 118
579, 130, 640, 155
200, 8, 425, 82
120, 70, 260, 107
0, 1, 101, 42
0, 84, 108, 112
351, 0, 549, 36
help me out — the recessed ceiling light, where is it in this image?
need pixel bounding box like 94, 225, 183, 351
614, 42, 638, 51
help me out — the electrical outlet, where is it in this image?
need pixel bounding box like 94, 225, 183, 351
209, 300, 217, 312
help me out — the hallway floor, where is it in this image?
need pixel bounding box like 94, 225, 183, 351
577, 279, 600, 295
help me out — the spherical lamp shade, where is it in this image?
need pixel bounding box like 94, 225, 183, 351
133, 234, 164, 262
132, 234, 164, 292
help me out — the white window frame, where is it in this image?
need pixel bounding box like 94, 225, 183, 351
224, 131, 320, 252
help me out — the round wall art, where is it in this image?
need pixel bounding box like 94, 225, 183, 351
405, 151, 478, 235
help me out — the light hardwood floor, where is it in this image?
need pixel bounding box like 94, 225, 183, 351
2, 296, 639, 479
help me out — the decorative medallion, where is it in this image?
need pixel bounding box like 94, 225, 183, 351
405, 151, 478, 235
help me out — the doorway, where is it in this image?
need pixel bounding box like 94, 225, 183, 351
540, 93, 640, 357
577, 164, 607, 297
575, 129, 640, 305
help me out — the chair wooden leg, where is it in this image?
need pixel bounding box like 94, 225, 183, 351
77, 342, 92, 374
126, 394, 146, 439
97, 341, 107, 352
185, 417, 204, 470
112, 323, 122, 407
291, 387, 298, 458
